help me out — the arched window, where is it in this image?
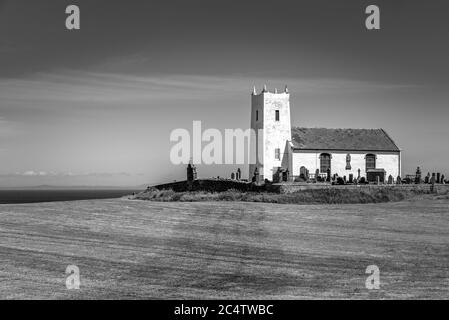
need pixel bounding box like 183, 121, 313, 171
366, 154, 376, 170
320, 153, 331, 173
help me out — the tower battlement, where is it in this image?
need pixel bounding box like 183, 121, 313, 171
252, 85, 289, 96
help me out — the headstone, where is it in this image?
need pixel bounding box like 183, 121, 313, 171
252, 167, 259, 183
236, 168, 241, 180
273, 167, 281, 183
283, 169, 289, 182
300, 166, 307, 181
437, 172, 441, 184
327, 168, 331, 182
396, 175, 402, 184
415, 167, 422, 184
425, 173, 430, 184
343, 176, 347, 183
187, 163, 197, 182
231, 172, 235, 180
349, 174, 354, 183
357, 168, 361, 179
315, 169, 320, 182
388, 175, 393, 184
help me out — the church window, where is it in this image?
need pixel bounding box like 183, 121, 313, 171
366, 154, 376, 170
275, 148, 280, 160
256, 110, 259, 121
275, 110, 279, 121
346, 154, 351, 170
320, 153, 331, 173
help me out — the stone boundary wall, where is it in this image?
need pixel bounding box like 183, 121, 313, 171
153, 179, 266, 193
152, 179, 449, 194
272, 183, 449, 194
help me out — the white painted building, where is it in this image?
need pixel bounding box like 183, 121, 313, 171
249, 86, 401, 183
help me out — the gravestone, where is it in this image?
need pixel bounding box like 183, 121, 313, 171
283, 169, 289, 182
357, 168, 361, 180
327, 168, 331, 182
425, 172, 430, 184
388, 175, 393, 184
396, 175, 402, 184
252, 167, 259, 183
231, 172, 235, 180
299, 166, 307, 181
236, 168, 241, 180
187, 163, 197, 182
415, 167, 422, 184
349, 174, 354, 183
272, 168, 281, 183
437, 173, 441, 184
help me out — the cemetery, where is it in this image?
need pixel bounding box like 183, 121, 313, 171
136, 163, 449, 204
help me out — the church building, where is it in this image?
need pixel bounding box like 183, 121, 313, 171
249, 85, 401, 183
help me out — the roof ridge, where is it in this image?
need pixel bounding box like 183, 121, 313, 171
380, 128, 401, 151
292, 126, 383, 130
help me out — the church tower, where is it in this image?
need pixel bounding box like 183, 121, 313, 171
249, 85, 291, 182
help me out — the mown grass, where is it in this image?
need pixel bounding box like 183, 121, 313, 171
132, 186, 437, 205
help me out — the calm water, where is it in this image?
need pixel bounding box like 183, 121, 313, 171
0, 189, 140, 204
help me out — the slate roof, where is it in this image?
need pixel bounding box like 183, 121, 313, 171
291, 127, 400, 152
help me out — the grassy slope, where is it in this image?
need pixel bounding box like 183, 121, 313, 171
133, 187, 436, 204
1, 196, 448, 299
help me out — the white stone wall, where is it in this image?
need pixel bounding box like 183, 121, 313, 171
249, 93, 264, 180
262, 92, 291, 180
249, 90, 291, 181
291, 150, 401, 179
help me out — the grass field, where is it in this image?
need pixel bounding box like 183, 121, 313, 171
0, 196, 448, 299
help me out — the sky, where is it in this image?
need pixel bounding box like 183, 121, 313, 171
0, 0, 448, 187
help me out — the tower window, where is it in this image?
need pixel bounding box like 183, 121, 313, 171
256, 110, 258, 121
275, 110, 280, 121
275, 148, 280, 160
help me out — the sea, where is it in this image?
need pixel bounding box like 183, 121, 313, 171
0, 189, 140, 204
